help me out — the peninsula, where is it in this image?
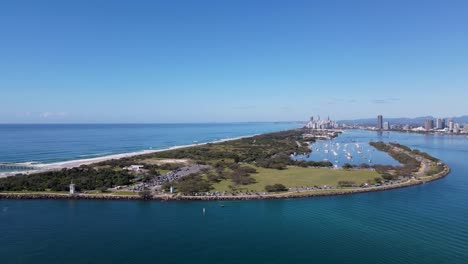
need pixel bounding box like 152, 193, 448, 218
0, 128, 450, 200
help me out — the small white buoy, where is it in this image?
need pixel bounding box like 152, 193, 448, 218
203, 208, 206, 216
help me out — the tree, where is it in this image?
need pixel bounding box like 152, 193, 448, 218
265, 184, 288, 192
139, 190, 153, 200
381, 173, 397, 181
337, 181, 356, 187
174, 174, 213, 194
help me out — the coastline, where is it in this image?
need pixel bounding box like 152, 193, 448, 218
0, 129, 452, 201
0, 133, 266, 178
0, 164, 450, 201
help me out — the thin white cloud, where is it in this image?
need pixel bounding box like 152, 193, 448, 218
371, 98, 401, 104
39, 112, 67, 119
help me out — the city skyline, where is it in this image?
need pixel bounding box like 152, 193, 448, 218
1, 1, 468, 123
349, 114, 468, 134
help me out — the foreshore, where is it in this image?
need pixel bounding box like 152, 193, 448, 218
0, 133, 263, 178
0, 164, 450, 201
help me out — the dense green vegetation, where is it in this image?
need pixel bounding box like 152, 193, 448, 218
370, 141, 420, 178
135, 129, 328, 170
426, 164, 445, 176
0, 167, 133, 192
96, 158, 182, 172
410, 149, 440, 162
370, 141, 439, 179
161, 164, 259, 193
165, 173, 213, 195
388, 142, 440, 162
337, 180, 357, 187
138, 190, 153, 200
265, 184, 288, 192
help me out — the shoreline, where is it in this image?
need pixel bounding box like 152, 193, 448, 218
0, 133, 268, 178
0, 130, 452, 201
0, 164, 450, 201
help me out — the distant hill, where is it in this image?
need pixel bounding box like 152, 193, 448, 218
338, 116, 468, 126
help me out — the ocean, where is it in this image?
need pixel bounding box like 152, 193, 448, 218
1, 125, 468, 263
0, 123, 299, 165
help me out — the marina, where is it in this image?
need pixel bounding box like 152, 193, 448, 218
294, 131, 400, 167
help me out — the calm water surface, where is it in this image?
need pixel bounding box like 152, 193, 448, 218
1, 129, 468, 263
296, 130, 401, 167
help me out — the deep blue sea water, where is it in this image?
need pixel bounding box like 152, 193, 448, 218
1, 126, 468, 264
0, 123, 299, 165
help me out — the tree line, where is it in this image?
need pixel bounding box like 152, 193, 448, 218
0, 167, 133, 192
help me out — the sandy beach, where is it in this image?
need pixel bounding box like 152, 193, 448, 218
0, 133, 261, 178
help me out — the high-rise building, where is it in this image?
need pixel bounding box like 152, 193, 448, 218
305, 115, 335, 130
448, 119, 454, 132
436, 118, 444, 129
424, 119, 434, 131
377, 115, 383, 130
383, 121, 390, 130
454, 123, 460, 133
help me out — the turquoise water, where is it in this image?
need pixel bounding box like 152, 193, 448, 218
1, 129, 468, 263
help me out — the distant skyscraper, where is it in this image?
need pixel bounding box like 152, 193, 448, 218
436, 118, 444, 129
377, 115, 383, 130
454, 123, 460, 133
448, 119, 454, 132
383, 121, 390, 130
424, 119, 434, 131
305, 115, 335, 130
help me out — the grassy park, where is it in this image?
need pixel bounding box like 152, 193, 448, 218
210, 166, 380, 192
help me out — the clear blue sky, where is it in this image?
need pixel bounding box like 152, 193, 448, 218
1, 0, 467, 123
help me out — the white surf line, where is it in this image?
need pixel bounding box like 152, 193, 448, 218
0, 133, 263, 178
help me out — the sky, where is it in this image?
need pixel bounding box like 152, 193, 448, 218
1, 0, 467, 123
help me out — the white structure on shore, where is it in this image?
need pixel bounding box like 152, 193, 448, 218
69, 183, 76, 195
125, 165, 144, 172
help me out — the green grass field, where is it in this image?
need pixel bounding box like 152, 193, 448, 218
211, 166, 381, 192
